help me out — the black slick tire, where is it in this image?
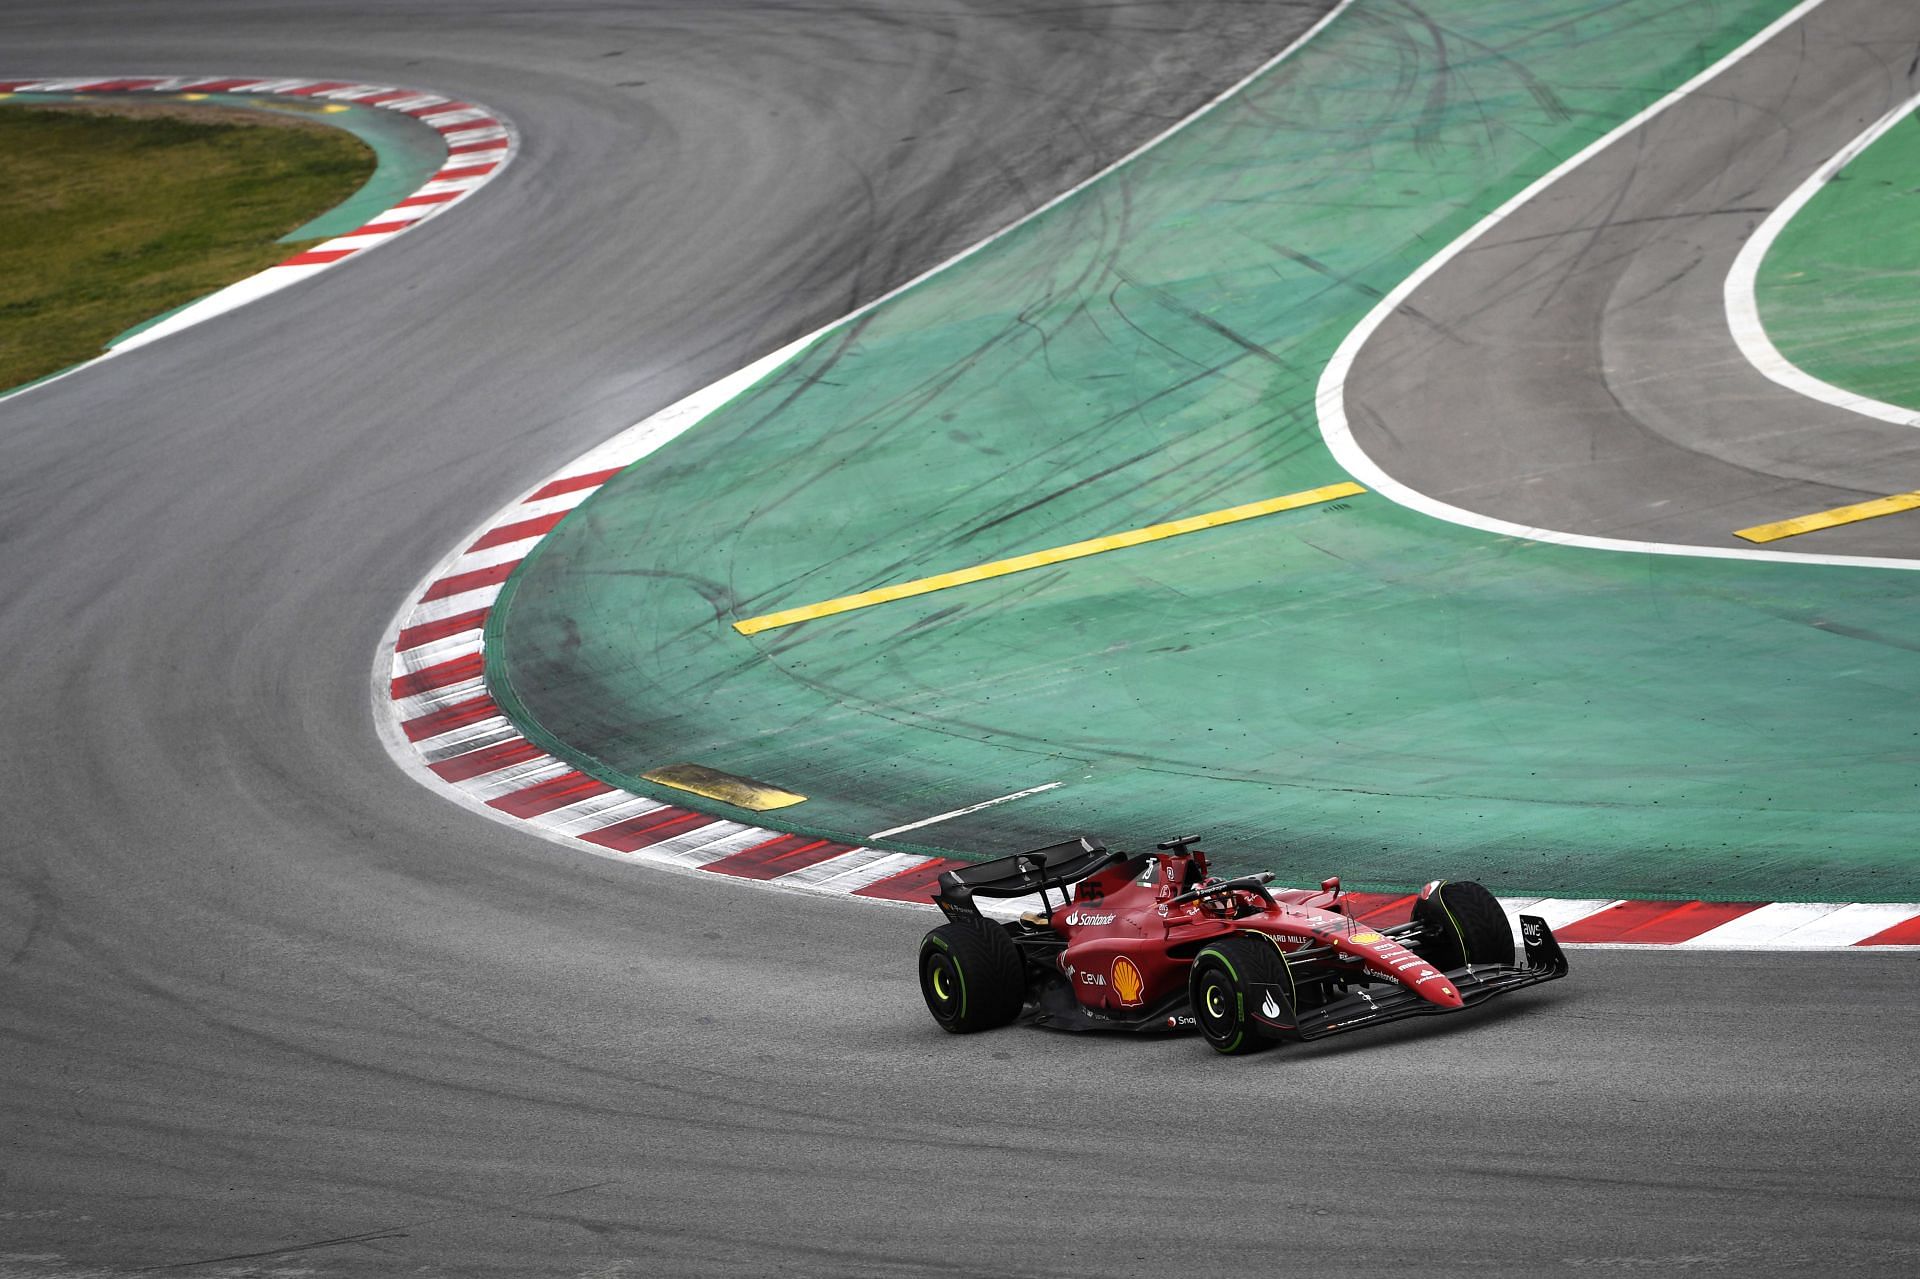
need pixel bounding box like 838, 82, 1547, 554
918, 919, 1026, 1033
1412, 879, 1514, 968
1187, 933, 1293, 1056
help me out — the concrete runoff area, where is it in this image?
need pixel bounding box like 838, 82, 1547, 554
3, 1, 1918, 1275
496, 0, 1920, 903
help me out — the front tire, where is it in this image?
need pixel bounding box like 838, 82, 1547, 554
919, 920, 1026, 1033
1412, 879, 1514, 968
1188, 933, 1294, 1056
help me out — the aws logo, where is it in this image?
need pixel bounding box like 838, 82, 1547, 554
1110, 956, 1146, 1008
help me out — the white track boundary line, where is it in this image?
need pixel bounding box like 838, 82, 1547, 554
868, 783, 1065, 841
1724, 88, 1920, 428
1315, 0, 1920, 573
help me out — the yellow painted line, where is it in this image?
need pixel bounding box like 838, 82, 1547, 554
1734, 490, 1920, 543
732, 480, 1366, 636
642, 763, 806, 811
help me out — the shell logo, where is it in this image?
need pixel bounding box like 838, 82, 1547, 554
1110, 956, 1146, 1007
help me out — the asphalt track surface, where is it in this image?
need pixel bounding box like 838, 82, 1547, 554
1348, 0, 1920, 557
2, 2, 1918, 1275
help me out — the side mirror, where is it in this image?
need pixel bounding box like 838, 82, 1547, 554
1320, 876, 1341, 895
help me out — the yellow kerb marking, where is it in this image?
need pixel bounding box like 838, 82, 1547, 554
641, 762, 806, 811
1734, 490, 1920, 543
321, 104, 350, 113
732, 481, 1366, 636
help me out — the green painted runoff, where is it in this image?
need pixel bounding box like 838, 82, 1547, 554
495, 0, 1920, 903
1755, 108, 1920, 413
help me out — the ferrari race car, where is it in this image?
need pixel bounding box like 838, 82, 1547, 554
917, 835, 1568, 1055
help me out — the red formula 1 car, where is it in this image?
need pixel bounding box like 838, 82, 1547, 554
917, 835, 1568, 1054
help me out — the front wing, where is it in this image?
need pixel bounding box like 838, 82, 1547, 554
1255, 914, 1570, 1043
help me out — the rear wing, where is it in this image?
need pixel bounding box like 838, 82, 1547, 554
933, 836, 1124, 922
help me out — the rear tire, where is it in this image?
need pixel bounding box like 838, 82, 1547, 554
1187, 933, 1293, 1056
919, 920, 1026, 1033
1412, 879, 1514, 968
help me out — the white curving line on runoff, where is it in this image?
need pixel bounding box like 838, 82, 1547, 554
1724, 87, 1920, 429
1316, 0, 1920, 573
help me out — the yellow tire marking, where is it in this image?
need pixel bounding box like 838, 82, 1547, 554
1734, 490, 1920, 543
732, 480, 1366, 636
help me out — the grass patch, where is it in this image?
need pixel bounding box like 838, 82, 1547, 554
0, 102, 377, 390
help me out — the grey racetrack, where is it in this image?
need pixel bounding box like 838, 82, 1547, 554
3, 2, 1918, 1275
